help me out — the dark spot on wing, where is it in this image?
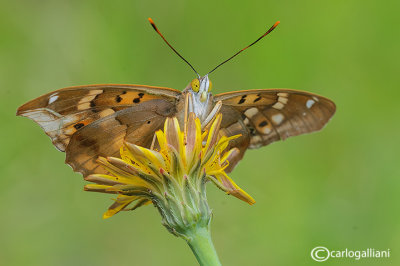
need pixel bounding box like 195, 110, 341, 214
253, 96, 262, 103
122, 91, 127, 95
90, 94, 100, 107
147, 121, 151, 124
133, 98, 141, 103
258, 121, 268, 127
74, 123, 85, 130
138, 93, 144, 98
238, 96, 246, 104
116, 95, 122, 103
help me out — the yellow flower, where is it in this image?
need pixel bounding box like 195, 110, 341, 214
84, 112, 255, 226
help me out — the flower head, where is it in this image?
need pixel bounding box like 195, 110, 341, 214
84, 112, 255, 234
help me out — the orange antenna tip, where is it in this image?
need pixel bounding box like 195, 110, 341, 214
271, 21, 280, 30
148, 18, 157, 31
207, 20, 281, 75
147, 17, 200, 77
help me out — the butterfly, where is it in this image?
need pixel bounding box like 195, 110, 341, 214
16, 18, 335, 178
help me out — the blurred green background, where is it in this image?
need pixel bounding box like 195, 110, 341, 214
1, 0, 399, 265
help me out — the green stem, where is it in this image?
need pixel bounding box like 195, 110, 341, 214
186, 226, 222, 266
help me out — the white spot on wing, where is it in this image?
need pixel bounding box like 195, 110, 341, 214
244, 107, 258, 118
48, 94, 58, 104
278, 97, 288, 104
306, 99, 315, 109
99, 108, 115, 118
261, 127, 271, 134
272, 102, 284, 110
277, 92, 289, 97
89, 89, 103, 95
271, 113, 284, 125
250, 135, 262, 145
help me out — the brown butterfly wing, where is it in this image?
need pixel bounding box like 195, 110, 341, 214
17, 84, 181, 151
214, 89, 336, 172
65, 99, 177, 176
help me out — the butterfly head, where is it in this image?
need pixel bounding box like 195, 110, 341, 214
190, 75, 212, 102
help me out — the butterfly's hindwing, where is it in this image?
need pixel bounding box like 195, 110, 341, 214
17, 84, 181, 151
215, 89, 336, 171
65, 99, 177, 176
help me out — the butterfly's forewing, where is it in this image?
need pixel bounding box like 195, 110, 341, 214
215, 89, 336, 172
17, 84, 181, 151
17, 83, 335, 176
65, 99, 177, 176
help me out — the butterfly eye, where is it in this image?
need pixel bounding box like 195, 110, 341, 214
208, 80, 213, 92
191, 78, 200, 92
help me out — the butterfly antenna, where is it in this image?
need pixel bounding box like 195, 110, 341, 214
207, 21, 280, 75
148, 18, 200, 78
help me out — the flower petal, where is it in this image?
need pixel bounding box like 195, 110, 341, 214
203, 114, 222, 154
214, 173, 256, 205
165, 117, 181, 152
103, 195, 138, 219
84, 184, 116, 194
84, 174, 124, 185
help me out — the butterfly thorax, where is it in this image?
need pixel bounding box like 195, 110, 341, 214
181, 75, 215, 122
178, 90, 214, 123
